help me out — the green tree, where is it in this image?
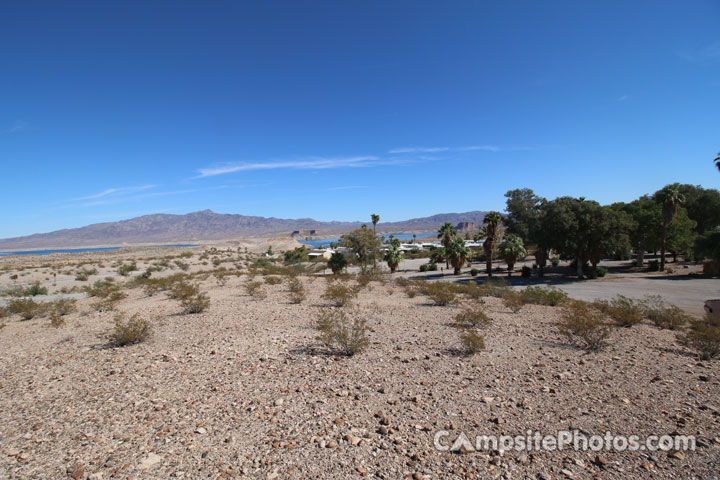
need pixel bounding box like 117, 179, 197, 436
541, 197, 628, 278
666, 208, 697, 262
482, 212, 503, 277
654, 185, 686, 271
384, 239, 403, 273
340, 225, 382, 272
328, 252, 348, 275
447, 237, 471, 275
673, 184, 720, 234
429, 246, 446, 265
505, 188, 548, 275
284, 246, 309, 264
437, 222, 457, 269
498, 234, 527, 272
615, 197, 662, 266
504, 188, 546, 243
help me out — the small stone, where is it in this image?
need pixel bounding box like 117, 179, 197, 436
195, 427, 207, 435
561, 469, 574, 478
668, 450, 685, 461
274, 399, 284, 407
138, 453, 162, 469
67, 463, 85, 479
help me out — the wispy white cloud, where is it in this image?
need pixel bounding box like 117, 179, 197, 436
72, 184, 157, 201
617, 95, 629, 101
327, 185, 368, 191
389, 145, 500, 154
6, 120, 28, 133
679, 42, 720, 64
197, 156, 396, 178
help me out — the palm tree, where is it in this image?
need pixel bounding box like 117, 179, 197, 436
371, 214, 380, 269
447, 237, 471, 275
384, 240, 403, 273
498, 234, 527, 273
438, 222, 457, 269
715, 152, 720, 172
483, 212, 503, 277
655, 185, 685, 271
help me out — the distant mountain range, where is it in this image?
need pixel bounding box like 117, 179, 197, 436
0, 209, 489, 250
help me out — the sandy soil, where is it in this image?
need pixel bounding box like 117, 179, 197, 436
0, 250, 719, 479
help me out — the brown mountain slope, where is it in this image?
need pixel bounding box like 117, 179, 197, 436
0, 209, 489, 250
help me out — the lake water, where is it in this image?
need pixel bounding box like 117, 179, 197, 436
0, 244, 198, 257
299, 232, 437, 249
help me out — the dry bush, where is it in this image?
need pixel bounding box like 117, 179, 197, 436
49, 311, 65, 328
394, 277, 411, 288
639, 295, 690, 330
84, 278, 122, 298
322, 282, 358, 307
287, 277, 304, 293
521, 286, 568, 306
7, 298, 45, 320
454, 304, 492, 328
458, 328, 485, 355
181, 291, 210, 314
108, 313, 151, 347
417, 282, 457, 306
356, 271, 379, 289
316, 308, 369, 356
167, 280, 200, 300
49, 298, 77, 316
92, 291, 128, 312
289, 290, 306, 304
264, 275, 282, 285
558, 300, 612, 351
594, 295, 643, 327
245, 281, 267, 299
503, 290, 526, 313
476, 278, 511, 298
679, 314, 720, 359
142, 273, 187, 296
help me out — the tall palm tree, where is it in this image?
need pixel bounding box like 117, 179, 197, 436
447, 237, 471, 275
483, 211, 503, 277
498, 234, 527, 272
715, 152, 720, 172
370, 214, 380, 269
438, 222, 457, 269
656, 185, 685, 271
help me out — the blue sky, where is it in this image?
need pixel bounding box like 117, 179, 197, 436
1, 0, 719, 238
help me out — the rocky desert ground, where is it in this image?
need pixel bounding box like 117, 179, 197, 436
0, 246, 718, 479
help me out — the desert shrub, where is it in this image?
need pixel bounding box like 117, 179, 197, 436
49, 298, 77, 316
521, 266, 532, 277
428, 263, 438, 271
356, 270, 378, 288
652, 305, 691, 330
2, 285, 27, 297
550, 257, 560, 267
174, 260, 190, 271
26, 282, 48, 296
7, 298, 45, 320
418, 282, 457, 306
594, 295, 643, 327
49, 311, 65, 328
558, 300, 612, 351
419, 264, 429, 272
639, 296, 690, 330
92, 290, 128, 312
245, 281, 266, 299
289, 289, 306, 304
108, 313, 151, 347
85, 278, 122, 298
477, 278, 511, 298
394, 277, 411, 288
458, 328, 485, 355
521, 286, 568, 306
179, 251, 194, 258
316, 308, 369, 356
470, 268, 479, 277
502, 290, 525, 313
142, 273, 187, 296
264, 275, 282, 285
180, 291, 210, 314
167, 280, 199, 300
454, 304, 492, 328
680, 314, 720, 359
117, 262, 137, 276
322, 282, 358, 307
